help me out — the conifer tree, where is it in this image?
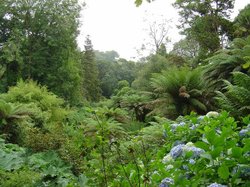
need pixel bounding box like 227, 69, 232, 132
82, 36, 101, 101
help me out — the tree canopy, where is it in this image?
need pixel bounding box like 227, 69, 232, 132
0, 0, 82, 104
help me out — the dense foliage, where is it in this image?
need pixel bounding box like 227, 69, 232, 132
0, 0, 249, 186
0, 0, 82, 104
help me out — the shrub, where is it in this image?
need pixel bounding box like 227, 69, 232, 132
0, 80, 68, 150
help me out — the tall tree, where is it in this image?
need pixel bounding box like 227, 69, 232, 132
141, 18, 171, 55
0, 0, 83, 104
132, 54, 174, 91
233, 4, 250, 38
170, 37, 200, 66
173, 0, 235, 59
82, 36, 101, 101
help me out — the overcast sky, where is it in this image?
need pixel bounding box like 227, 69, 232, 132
77, 0, 249, 60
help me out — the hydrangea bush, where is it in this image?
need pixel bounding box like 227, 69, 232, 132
149, 111, 250, 187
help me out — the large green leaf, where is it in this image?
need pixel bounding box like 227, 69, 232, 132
0, 140, 26, 171
218, 165, 230, 180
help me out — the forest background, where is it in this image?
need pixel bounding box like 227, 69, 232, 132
0, 0, 250, 186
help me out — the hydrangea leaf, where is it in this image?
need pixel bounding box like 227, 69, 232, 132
218, 165, 230, 180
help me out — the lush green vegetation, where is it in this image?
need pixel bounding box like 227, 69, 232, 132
0, 0, 249, 186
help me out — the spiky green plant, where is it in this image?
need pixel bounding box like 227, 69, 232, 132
0, 100, 32, 121
150, 67, 211, 118
216, 72, 250, 118
204, 36, 250, 89
0, 100, 33, 143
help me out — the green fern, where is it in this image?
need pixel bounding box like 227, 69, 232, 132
0, 100, 33, 143
232, 71, 250, 88
204, 36, 250, 89
216, 72, 250, 117
150, 67, 210, 118
189, 98, 207, 112
0, 100, 33, 121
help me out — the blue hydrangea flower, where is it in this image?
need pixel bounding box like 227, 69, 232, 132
159, 177, 174, 187
190, 123, 199, 130
169, 142, 204, 159
183, 146, 205, 158
233, 164, 250, 179
189, 159, 195, 164
170, 144, 185, 159
207, 182, 227, 187
182, 164, 189, 170
179, 122, 186, 126
170, 122, 186, 131
162, 155, 174, 163
197, 115, 205, 122
165, 164, 174, 170
239, 128, 250, 138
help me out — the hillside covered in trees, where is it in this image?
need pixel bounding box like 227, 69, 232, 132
0, 0, 249, 186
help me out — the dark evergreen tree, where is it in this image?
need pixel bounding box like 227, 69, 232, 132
82, 36, 101, 101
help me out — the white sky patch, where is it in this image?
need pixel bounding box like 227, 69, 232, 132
77, 0, 249, 60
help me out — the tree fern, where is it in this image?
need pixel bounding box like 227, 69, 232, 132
216, 92, 236, 114
189, 98, 207, 112
216, 72, 250, 117
150, 67, 211, 118
204, 36, 250, 89
232, 71, 250, 88
0, 99, 33, 143
0, 100, 32, 122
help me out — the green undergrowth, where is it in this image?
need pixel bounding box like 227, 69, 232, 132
0, 81, 249, 186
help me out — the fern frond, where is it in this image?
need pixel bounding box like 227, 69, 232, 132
226, 86, 250, 106
216, 71, 250, 117
232, 72, 250, 89
215, 91, 237, 113
0, 100, 32, 121
190, 98, 207, 112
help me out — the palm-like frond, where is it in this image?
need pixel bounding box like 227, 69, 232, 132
0, 99, 34, 143
216, 91, 236, 113
151, 67, 205, 95
150, 67, 210, 118
204, 36, 250, 89
216, 72, 250, 117
232, 71, 250, 88
189, 98, 207, 112
0, 100, 32, 121
81, 117, 127, 140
